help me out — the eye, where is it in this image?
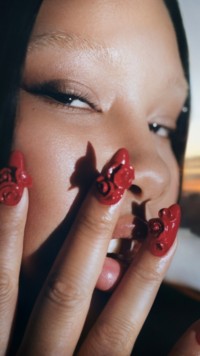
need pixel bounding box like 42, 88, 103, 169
21, 81, 100, 112
43, 91, 91, 109
149, 123, 174, 138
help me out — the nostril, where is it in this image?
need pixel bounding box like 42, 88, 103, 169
130, 184, 142, 196
131, 200, 148, 221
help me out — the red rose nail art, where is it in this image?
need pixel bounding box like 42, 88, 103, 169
0, 151, 32, 206
96, 148, 134, 205
147, 204, 181, 257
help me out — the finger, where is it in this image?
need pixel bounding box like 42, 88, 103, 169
20, 193, 124, 355
79, 240, 177, 355
19, 148, 134, 355
79, 205, 180, 355
169, 319, 200, 356
0, 189, 29, 353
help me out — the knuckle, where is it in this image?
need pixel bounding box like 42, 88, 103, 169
134, 263, 162, 287
0, 212, 20, 234
0, 218, 21, 249
78, 210, 112, 238
0, 219, 13, 238
90, 317, 133, 355
0, 269, 16, 305
45, 274, 88, 311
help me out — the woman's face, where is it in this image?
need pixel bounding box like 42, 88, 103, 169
15, 0, 187, 277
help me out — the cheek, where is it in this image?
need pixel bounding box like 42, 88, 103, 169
163, 146, 180, 205
169, 156, 180, 201
14, 103, 90, 257
147, 141, 180, 218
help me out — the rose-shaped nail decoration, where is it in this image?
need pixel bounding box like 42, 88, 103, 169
0, 151, 32, 206
147, 204, 181, 256
96, 148, 134, 205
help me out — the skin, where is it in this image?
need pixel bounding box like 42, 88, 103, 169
1, 0, 199, 354
16, 0, 186, 262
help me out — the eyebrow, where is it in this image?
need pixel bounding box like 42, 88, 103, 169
28, 31, 118, 64
28, 31, 189, 97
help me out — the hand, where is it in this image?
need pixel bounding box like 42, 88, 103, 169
0, 186, 170, 355
0, 152, 198, 355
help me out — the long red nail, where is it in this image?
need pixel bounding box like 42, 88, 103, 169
0, 151, 32, 206
147, 204, 181, 257
95, 148, 134, 205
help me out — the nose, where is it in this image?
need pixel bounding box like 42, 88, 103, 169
99, 107, 177, 211
111, 126, 172, 205
129, 146, 170, 202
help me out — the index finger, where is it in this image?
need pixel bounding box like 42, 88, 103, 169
0, 151, 31, 353
19, 148, 134, 355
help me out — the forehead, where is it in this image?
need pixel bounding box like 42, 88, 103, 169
32, 0, 175, 42
28, 0, 187, 99
30, 0, 182, 67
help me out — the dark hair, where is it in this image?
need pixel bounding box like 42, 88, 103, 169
0, 0, 190, 171
164, 0, 190, 176
0, 0, 43, 168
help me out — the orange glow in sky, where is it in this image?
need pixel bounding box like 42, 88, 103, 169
179, 2, 200, 160
182, 156, 200, 193
182, 178, 200, 193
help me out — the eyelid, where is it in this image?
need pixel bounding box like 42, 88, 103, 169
21, 79, 102, 112
148, 122, 176, 138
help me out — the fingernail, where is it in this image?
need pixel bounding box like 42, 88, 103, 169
95, 148, 134, 205
0, 150, 32, 206
147, 204, 181, 257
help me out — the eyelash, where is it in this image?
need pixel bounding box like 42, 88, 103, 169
22, 82, 175, 138
149, 122, 175, 139
22, 82, 100, 112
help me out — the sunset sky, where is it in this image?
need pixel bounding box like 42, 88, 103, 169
182, 156, 200, 192
179, 1, 200, 158
178, 2, 200, 193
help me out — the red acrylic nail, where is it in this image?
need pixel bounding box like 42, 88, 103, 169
0, 151, 32, 206
96, 148, 134, 205
147, 204, 181, 257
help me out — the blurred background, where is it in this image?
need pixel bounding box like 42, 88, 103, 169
179, 1, 200, 236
